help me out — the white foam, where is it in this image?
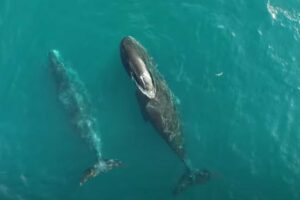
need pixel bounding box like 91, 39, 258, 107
215, 72, 223, 77
266, 0, 300, 40
267, 1, 278, 20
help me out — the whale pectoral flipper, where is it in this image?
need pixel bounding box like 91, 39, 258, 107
135, 91, 150, 122
80, 159, 122, 186
173, 169, 211, 195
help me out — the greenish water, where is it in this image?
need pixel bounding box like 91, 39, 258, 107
1, 0, 300, 199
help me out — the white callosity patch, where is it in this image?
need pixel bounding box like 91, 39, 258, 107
129, 56, 156, 99
139, 71, 156, 99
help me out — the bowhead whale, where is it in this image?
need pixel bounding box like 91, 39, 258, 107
49, 49, 122, 186
120, 36, 211, 194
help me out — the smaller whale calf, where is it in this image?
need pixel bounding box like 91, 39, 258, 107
48, 49, 122, 186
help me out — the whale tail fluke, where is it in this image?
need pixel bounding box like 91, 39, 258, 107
173, 169, 211, 195
79, 159, 122, 186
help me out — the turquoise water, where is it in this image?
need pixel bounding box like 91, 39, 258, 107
1, 0, 300, 199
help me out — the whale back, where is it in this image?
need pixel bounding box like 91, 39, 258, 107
143, 77, 185, 159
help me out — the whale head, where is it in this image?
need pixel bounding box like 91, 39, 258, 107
48, 49, 62, 67
120, 36, 156, 99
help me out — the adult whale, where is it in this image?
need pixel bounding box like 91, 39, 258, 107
120, 36, 211, 194
49, 49, 122, 186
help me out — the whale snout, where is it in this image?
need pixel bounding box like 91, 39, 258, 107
120, 36, 141, 56
48, 49, 59, 61
120, 36, 156, 99
48, 49, 63, 67
120, 36, 135, 47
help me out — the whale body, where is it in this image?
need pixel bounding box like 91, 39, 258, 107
120, 36, 211, 194
49, 49, 122, 186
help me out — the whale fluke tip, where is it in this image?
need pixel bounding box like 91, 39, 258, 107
79, 159, 122, 186
173, 169, 211, 195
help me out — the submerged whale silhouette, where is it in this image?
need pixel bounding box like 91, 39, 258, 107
48, 49, 122, 186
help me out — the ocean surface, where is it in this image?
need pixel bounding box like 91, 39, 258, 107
1, 0, 300, 199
